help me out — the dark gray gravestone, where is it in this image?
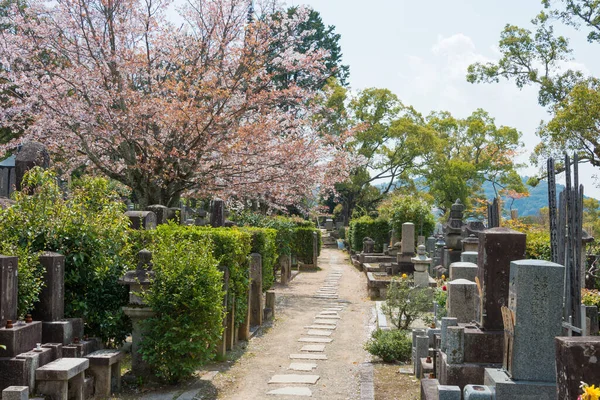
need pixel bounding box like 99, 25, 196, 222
15, 142, 50, 191
146, 205, 169, 225
32, 252, 65, 321
555, 336, 600, 400
249, 253, 263, 327
210, 199, 225, 227
0, 256, 18, 327
476, 228, 526, 331
124, 211, 156, 230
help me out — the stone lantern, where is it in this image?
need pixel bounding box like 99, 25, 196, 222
412, 245, 432, 288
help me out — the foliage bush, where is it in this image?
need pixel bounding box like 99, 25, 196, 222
348, 216, 390, 252
382, 276, 433, 330
241, 227, 278, 291
140, 232, 225, 383
582, 289, 600, 308
146, 224, 252, 325
377, 194, 435, 240
293, 227, 322, 264
364, 329, 412, 363
0, 169, 133, 344
504, 219, 551, 261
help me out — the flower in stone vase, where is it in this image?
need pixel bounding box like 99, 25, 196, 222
401, 273, 408, 279
579, 382, 600, 400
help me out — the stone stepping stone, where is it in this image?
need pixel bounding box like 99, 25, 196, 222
314, 319, 337, 325
323, 307, 343, 311
317, 314, 340, 319
313, 296, 338, 299
320, 310, 338, 315
289, 362, 317, 371
300, 344, 326, 352
306, 329, 332, 336
267, 387, 312, 397
289, 353, 328, 360
304, 325, 336, 330
269, 374, 320, 384
298, 337, 333, 343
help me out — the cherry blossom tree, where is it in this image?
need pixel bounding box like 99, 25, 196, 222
0, 0, 351, 207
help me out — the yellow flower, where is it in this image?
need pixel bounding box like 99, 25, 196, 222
441, 274, 446, 281
401, 273, 408, 279
581, 383, 600, 400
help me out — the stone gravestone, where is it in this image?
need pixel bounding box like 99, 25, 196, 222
15, 142, 50, 191
0, 256, 18, 327
555, 337, 600, 400
249, 253, 263, 327
476, 228, 526, 331
210, 198, 225, 227
362, 237, 375, 254
146, 205, 169, 225
402, 223, 415, 255
447, 279, 477, 324
32, 252, 65, 321
124, 211, 156, 230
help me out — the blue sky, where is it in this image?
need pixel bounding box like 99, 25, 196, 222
296, 0, 600, 198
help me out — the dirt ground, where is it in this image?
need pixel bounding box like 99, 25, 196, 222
373, 364, 420, 400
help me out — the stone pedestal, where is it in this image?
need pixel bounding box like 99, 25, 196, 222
0, 321, 42, 357
460, 252, 478, 264
122, 307, 155, 377
440, 317, 458, 353
41, 319, 83, 345
483, 368, 556, 400
449, 262, 477, 282
210, 198, 225, 227
124, 211, 156, 230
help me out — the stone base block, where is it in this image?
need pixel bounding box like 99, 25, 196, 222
42, 319, 83, 345
420, 358, 434, 379
16, 347, 54, 391
484, 368, 556, 400
439, 352, 500, 390
420, 378, 439, 400
1, 386, 28, 400
555, 336, 600, 400
0, 322, 42, 357
463, 326, 503, 364
0, 358, 28, 389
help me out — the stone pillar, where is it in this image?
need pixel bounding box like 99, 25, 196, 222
440, 317, 458, 352
0, 256, 18, 327
555, 337, 600, 400
446, 326, 465, 364
249, 254, 263, 327
313, 231, 319, 268
460, 252, 478, 264
216, 267, 229, 359
412, 245, 432, 288
147, 205, 169, 225
449, 262, 477, 282
122, 307, 155, 376
279, 255, 289, 285
447, 279, 477, 324
401, 223, 415, 255
265, 290, 275, 320
124, 211, 157, 230
238, 279, 251, 341
507, 259, 564, 382
477, 228, 526, 331
15, 142, 50, 192
414, 335, 429, 378
32, 252, 65, 321
225, 294, 235, 351
210, 198, 225, 227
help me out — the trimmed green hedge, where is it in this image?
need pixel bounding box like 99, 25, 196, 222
293, 227, 321, 264
241, 227, 278, 291
348, 216, 390, 252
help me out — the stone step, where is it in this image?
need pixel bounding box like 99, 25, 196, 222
319, 311, 338, 315
300, 345, 325, 352
305, 330, 332, 337
288, 363, 317, 371
316, 315, 340, 319
304, 325, 336, 330
269, 375, 320, 385
313, 319, 337, 325
267, 387, 312, 397
298, 337, 333, 343
289, 353, 327, 360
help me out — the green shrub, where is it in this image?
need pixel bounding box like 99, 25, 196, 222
140, 233, 225, 383
348, 216, 389, 252
293, 227, 321, 264
241, 227, 278, 291
0, 169, 133, 344
148, 224, 252, 325
525, 230, 551, 260
383, 277, 433, 330
364, 329, 412, 363
377, 194, 435, 241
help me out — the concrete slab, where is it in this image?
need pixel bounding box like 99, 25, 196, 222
304, 325, 336, 330
306, 330, 332, 336
266, 387, 312, 397
300, 345, 326, 352
289, 353, 327, 360
298, 337, 333, 343
316, 315, 340, 319
313, 319, 337, 325
269, 375, 320, 384
289, 363, 317, 371
320, 311, 338, 315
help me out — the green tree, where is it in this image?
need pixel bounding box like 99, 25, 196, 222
467, 3, 600, 169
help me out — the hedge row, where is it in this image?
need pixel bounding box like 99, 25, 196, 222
348, 216, 390, 253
